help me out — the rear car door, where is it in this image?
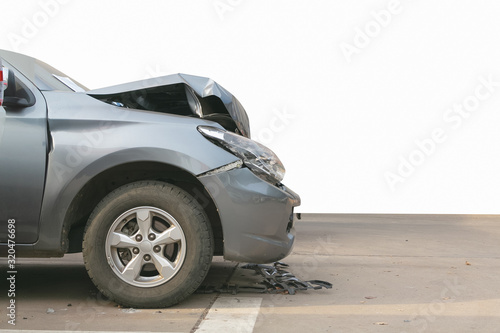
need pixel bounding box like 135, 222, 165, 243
0, 60, 48, 244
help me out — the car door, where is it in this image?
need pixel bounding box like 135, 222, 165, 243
0, 61, 48, 244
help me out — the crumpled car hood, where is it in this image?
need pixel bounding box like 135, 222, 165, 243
87, 73, 250, 138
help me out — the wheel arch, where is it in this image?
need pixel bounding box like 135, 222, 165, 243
63, 161, 223, 256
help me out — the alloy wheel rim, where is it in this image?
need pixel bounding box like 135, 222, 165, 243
105, 206, 187, 287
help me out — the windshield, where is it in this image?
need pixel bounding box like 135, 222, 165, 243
0, 49, 88, 92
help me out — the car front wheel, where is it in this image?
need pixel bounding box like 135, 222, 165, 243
83, 181, 213, 308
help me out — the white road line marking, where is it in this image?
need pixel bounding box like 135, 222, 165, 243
195, 296, 262, 333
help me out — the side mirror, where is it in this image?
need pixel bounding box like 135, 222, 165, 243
3, 96, 33, 108
1, 67, 35, 108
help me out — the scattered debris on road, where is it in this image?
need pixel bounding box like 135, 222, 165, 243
197, 261, 332, 295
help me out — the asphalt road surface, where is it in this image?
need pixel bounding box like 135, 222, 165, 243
1, 214, 500, 332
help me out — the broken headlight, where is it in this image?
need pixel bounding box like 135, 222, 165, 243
198, 126, 285, 184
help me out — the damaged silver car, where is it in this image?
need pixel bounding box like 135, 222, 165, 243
0, 50, 300, 307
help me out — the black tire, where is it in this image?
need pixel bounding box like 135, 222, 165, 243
82, 181, 213, 308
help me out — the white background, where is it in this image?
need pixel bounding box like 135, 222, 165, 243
2, 0, 500, 213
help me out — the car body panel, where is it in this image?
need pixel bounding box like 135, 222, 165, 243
44, 90, 239, 176
33, 90, 240, 254
0, 61, 48, 244
199, 168, 300, 263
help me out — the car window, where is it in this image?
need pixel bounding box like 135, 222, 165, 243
0, 50, 88, 92
33, 59, 88, 92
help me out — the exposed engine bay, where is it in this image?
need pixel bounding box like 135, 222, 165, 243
87, 73, 251, 138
